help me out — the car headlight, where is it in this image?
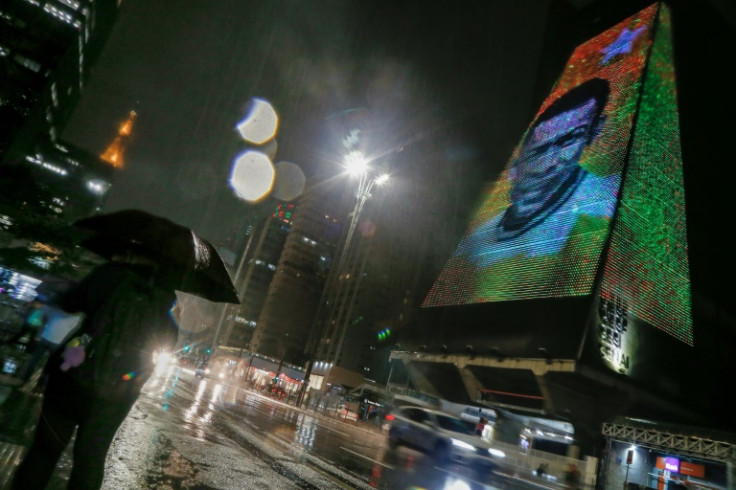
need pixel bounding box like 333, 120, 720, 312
451, 438, 476, 451
154, 351, 171, 366
488, 448, 505, 458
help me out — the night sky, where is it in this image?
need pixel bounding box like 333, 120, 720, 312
62, 0, 547, 246
62, 0, 735, 339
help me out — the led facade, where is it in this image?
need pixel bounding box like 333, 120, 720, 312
423, 3, 692, 357
598, 5, 692, 347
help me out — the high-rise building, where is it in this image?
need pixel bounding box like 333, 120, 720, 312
217, 204, 292, 350
250, 193, 340, 365
0, 0, 119, 164
335, 227, 423, 380
394, 1, 713, 457
4, 140, 113, 224
306, 197, 423, 378
0, 0, 120, 249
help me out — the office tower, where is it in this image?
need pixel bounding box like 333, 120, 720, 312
1, 0, 119, 164
250, 193, 340, 365
218, 206, 291, 350
396, 2, 701, 455
0, 0, 119, 243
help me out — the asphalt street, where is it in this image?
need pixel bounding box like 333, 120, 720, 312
1, 364, 558, 489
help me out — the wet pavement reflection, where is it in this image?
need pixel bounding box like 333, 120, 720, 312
31, 365, 553, 489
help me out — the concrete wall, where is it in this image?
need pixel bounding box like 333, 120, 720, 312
605, 442, 655, 489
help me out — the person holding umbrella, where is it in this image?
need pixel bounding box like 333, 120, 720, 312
11, 210, 239, 490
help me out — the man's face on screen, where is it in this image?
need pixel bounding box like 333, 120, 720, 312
509, 98, 600, 222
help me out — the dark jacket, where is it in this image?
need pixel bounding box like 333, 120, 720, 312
48, 262, 178, 401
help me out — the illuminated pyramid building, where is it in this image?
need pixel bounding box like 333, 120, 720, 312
100, 110, 137, 168
394, 2, 699, 454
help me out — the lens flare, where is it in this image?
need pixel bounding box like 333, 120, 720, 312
230, 150, 275, 202
272, 161, 306, 201
236, 98, 279, 144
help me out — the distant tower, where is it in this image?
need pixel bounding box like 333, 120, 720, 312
100, 111, 137, 168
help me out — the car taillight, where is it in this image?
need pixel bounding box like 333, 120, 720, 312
385, 414, 395, 421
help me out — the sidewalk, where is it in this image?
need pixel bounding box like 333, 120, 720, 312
0, 372, 385, 489
0, 370, 44, 489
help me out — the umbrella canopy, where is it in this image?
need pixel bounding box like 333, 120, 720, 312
75, 210, 239, 304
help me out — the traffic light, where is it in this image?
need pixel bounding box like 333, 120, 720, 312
183, 343, 191, 353
377, 327, 391, 342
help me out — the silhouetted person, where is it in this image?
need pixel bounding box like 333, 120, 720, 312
11, 251, 178, 489
475, 416, 487, 436
564, 463, 581, 489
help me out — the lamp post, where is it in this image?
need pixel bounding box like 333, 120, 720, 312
329, 153, 388, 364
295, 151, 389, 407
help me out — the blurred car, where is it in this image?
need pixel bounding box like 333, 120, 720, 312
386, 407, 506, 470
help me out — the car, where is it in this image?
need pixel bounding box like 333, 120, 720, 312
386, 407, 506, 470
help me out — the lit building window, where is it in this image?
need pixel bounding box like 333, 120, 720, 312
86, 179, 110, 196
43, 3, 77, 26
59, 0, 81, 10
14, 54, 41, 72
25, 154, 68, 176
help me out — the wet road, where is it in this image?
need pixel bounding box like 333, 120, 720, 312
41, 364, 551, 489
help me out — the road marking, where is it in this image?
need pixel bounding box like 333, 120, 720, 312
435, 466, 502, 489
339, 446, 395, 470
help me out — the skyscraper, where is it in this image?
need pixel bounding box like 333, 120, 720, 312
394, 1, 705, 456
250, 193, 340, 365
1, 0, 120, 164
218, 206, 291, 350
0, 0, 120, 250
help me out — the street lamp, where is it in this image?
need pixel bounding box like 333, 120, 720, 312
295, 154, 389, 407
330, 153, 388, 363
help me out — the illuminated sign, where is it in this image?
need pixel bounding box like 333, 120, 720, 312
273, 203, 296, 224
665, 457, 679, 473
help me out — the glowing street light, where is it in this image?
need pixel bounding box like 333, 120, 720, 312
297, 156, 390, 407
344, 150, 368, 176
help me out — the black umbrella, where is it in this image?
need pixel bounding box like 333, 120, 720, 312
75, 209, 239, 304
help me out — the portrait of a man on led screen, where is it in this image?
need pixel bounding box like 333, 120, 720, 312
422, 4, 660, 307
463, 78, 614, 264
